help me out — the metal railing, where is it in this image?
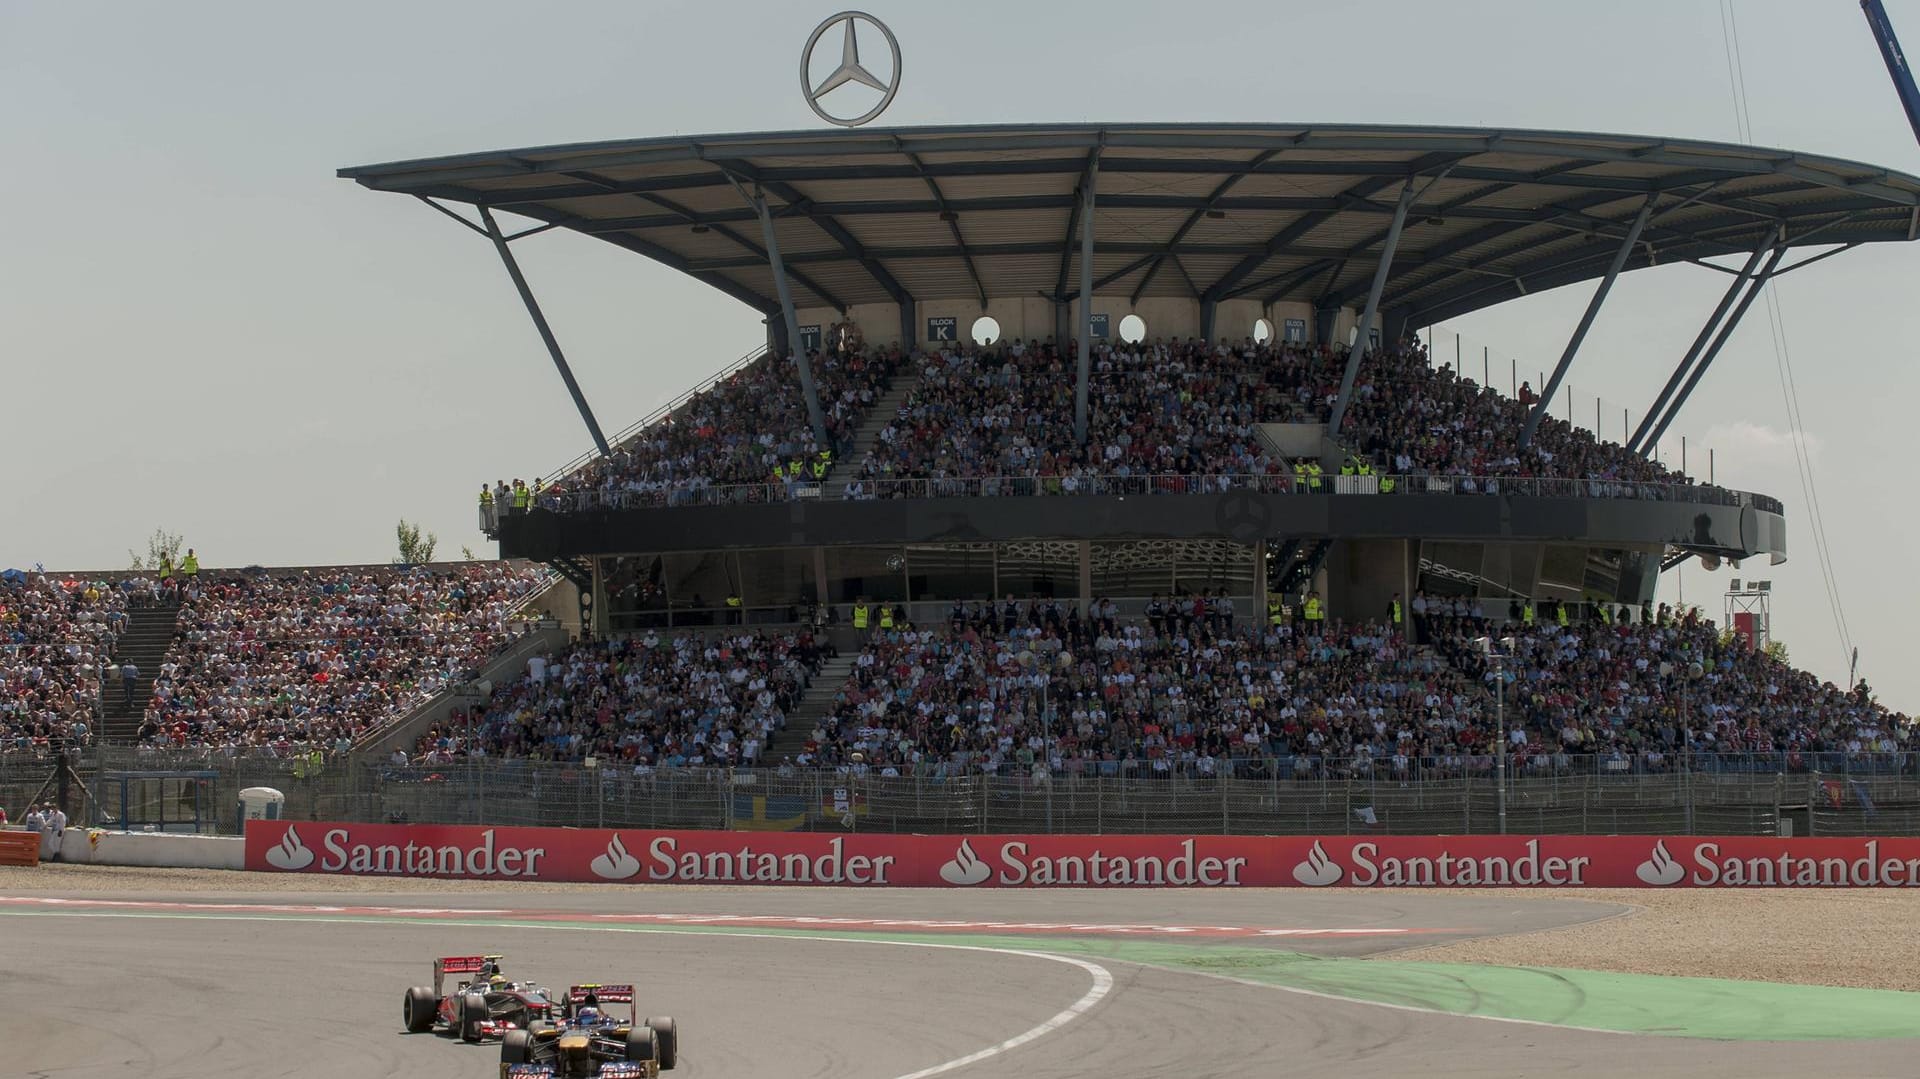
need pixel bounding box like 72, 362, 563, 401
11, 749, 1912, 837
535, 342, 769, 492
516, 471, 1772, 515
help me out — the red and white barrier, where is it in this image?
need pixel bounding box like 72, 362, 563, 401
244, 822, 1920, 888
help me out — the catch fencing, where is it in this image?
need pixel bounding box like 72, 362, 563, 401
13, 749, 1913, 839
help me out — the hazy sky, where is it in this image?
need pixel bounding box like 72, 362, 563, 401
4, 1, 1917, 707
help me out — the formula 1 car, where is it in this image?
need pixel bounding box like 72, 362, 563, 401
403, 955, 557, 1042
498, 984, 678, 1078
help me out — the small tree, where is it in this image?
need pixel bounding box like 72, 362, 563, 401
461, 546, 478, 562
127, 528, 184, 571
395, 519, 438, 565
1763, 638, 1790, 665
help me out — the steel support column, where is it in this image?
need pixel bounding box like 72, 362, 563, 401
1519, 196, 1656, 449
899, 298, 916, 351
478, 206, 612, 457
1074, 162, 1098, 443
1326, 180, 1417, 435
749, 192, 830, 447
1199, 297, 1217, 342
1628, 234, 1773, 453
1641, 242, 1789, 452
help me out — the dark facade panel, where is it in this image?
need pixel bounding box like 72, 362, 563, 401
494, 493, 1786, 563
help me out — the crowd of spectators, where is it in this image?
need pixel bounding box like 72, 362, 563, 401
1337, 342, 1702, 493
136, 563, 548, 752
421, 628, 830, 768
839, 334, 1711, 500
1432, 607, 1910, 774
803, 610, 1494, 777
496, 325, 1750, 510
531, 344, 905, 511
1, 573, 141, 753
848, 339, 1289, 496
408, 593, 1909, 780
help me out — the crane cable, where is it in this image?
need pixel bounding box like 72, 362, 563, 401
1719, 0, 1857, 676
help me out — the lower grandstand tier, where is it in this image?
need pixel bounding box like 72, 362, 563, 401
417, 608, 1907, 776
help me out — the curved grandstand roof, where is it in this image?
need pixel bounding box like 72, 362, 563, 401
341, 123, 1920, 325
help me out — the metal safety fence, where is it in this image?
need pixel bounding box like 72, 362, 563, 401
12, 749, 1911, 838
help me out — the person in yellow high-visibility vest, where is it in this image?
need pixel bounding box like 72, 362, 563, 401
158, 554, 173, 582
1302, 591, 1324, 628
1522, 602, 1535, 626
1388, 592, 1403, 626
181, 549, 199, 579
852, 602, 870, 632
1266, 598, 1284, 627
1306, 462, 1324, 492
1291, 460, 1309, 492
479, 485, 495, 530
1555, 601, 1569, 627
725, 593, 742, 626
878, 604, 895, 630
1339, 457, 1357, 477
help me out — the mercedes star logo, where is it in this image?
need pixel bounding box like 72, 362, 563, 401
800, 11, 902, 127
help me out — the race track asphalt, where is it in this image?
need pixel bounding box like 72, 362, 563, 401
6, 883, 1919, 1078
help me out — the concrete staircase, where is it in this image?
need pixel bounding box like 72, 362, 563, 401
100, 601, 181, 741
762, 653, 855, 763
824, 365, 922, 492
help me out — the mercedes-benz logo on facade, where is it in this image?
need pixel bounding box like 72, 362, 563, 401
801, 11, 902, 127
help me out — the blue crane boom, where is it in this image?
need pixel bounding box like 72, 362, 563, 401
1862, 0, 1920, 146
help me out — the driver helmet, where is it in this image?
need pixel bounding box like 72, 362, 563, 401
576, 1006, 600, 1024
489, 975, 509, 990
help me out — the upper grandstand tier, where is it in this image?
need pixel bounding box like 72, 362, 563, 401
340, 123, 1920, 325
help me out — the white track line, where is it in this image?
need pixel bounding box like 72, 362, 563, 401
0, 909, 1115, 1076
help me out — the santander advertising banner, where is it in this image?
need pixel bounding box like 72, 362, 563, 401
245, 822, 1920, 889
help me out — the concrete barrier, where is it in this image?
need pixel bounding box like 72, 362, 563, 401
59, 829, 244, 870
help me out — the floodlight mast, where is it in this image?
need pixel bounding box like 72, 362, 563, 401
1862, 0, 1920, 148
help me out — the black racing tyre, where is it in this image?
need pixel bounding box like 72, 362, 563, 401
625, 1026, 659, 1065
644, 1016, 678, 1070
500, 1029, 534, 1065
458, 992, 489, 1042
403, 986, 437, 1033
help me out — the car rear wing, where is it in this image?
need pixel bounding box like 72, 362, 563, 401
435, 954, 503, 997
567, 983, 637, 1023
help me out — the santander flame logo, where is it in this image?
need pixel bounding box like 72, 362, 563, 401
1635, 840, 1686, 886
1291, 840, 1343, 886
265, 826, 315, 870
938, 839, 992, 886
591, 834, 643, 880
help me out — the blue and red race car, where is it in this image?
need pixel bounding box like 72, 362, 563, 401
498, 983, 678, 1078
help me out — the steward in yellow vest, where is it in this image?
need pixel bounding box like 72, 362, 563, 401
852, 603, 870, 630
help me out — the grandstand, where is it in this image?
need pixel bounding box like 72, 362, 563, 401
7, 122, 1917, 837
342, 123, 1920, 632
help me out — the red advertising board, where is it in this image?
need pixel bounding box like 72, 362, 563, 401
244, 822, 1920, 888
